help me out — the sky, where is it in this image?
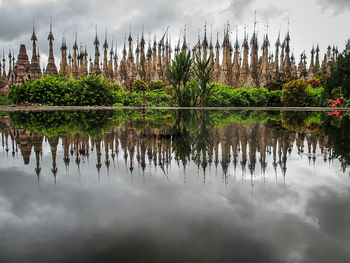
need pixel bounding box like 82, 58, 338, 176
0, 0, 349, 67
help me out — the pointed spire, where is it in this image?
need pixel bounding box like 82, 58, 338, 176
182, 24, 188, 52
103, 28, 108, 49
31, 18, 37, 42
94, 25, 99, 46
48, 16, 54, 41
215, 31, 220, 49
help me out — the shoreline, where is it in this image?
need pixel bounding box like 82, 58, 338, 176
1, 105, 350, 112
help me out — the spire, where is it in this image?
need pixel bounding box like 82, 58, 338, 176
45, 17, 58, 75
29, 18, 41, 77
103, 28, 108, 49
234, 25, 239, 49
182, 25, 188, 52
215, 31, 220, 49
93, 25, 101, 74
31, 18, 37, 42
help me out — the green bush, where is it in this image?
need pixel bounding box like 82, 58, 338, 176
265, 77, 289, 91
282, 79, 308, 107
132, 79, 149, 92
304, 86, 324, 107
148, 80, 166, 91
8, 74, 117, 106
267, 90, 283, 107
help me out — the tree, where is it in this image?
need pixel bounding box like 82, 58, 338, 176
322, 39, 350, 101
193, 55, 215, 106
281, 79, 308, 107
166, 51, 193, 106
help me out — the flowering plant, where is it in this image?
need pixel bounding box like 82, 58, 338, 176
328, 97, 344, 118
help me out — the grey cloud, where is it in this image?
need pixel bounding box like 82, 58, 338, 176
317, 0, 350, 14
0, 0, 209, 63
225, 0, 256, 22
258, 5, 289, 21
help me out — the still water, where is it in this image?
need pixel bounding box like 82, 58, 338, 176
0, 110, 349, 263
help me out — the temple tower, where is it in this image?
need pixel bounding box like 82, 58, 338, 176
181, 25, 188, 54
139, 28, 146, 80
103, 30, 109, 77
283, 32, 291, 77
273, 34, 280, 76
93, 27, 101, 75
72, 35, 79, 79
246, 30, 259, 87
232, 29, 240, 87
214, 32, 221, 82
45, 19, 58, 75
259, 34, 270, 86
239, 31, 249, 87
308, 46, 315, 77
314, 45, 320, 73
59, 35, 68, 76
29, 23, 42, 79
14, 44, 30, 84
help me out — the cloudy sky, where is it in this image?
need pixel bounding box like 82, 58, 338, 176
0, 0, 349, 67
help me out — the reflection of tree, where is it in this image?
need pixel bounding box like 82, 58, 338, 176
1, 110, 349, 182
281, 111, 308, 132
323, 115, 350, 170
171, 111, 192, 166
192, 111, 213, 173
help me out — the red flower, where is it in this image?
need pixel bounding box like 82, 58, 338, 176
328, 112, 333, 116
340, 97, 344, 100
335, 111, 340, 116
329, 99, 333, 103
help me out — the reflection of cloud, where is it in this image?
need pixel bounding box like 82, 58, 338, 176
0, 155, 350, 263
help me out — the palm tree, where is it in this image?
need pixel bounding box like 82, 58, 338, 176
193, 55, 214, 107
166, 51, 193, 106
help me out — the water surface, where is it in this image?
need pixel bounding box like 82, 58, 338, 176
0, 110, 349, 263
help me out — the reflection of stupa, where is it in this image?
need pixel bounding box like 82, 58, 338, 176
0, 114, 343, 182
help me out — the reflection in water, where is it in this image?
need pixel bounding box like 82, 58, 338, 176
0, 110, 347, 183
0, 110, 350, 263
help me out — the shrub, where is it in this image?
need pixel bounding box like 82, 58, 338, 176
265, 77, 289, 91
304, 86, 324, 107
282, 79, 308, 107
267, 90, 283, 107
132, 79, 149, 92
9, 74, 116, 106
148, 80, 165, 91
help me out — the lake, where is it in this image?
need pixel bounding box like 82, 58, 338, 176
0, 109, 349, 263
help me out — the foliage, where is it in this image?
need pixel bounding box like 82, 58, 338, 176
265, 77, 289, 91
322, 39, 350, 102
304, 86, 324, 107
307, 78, 322, 88
166, 51, 193, 106
323, 113, 350, 169
267, 90, 283, 107
0, 95, 11, 106
148, 80, 166, 91
193, 55, 215, 106
9, 110, 119, 137
132, 79, 149, 92
113, 89, 172, 107
281, 79, 308, 107
8, 74, 118, 106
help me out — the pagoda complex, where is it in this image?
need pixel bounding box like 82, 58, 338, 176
0, 23, 339, 94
